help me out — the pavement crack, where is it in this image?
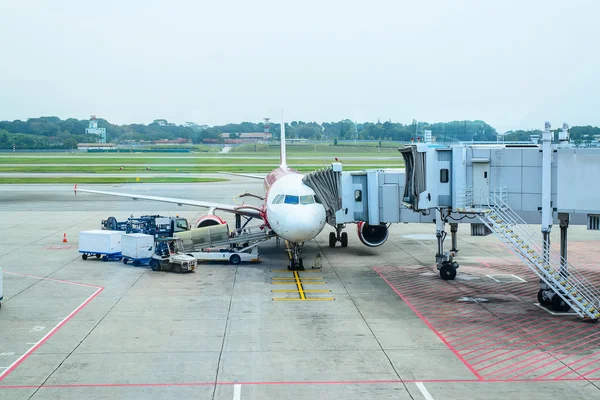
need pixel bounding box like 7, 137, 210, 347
315, 241, 415, 400
211, 264, 238, 400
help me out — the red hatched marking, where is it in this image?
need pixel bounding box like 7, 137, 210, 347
374, 244, 600, 382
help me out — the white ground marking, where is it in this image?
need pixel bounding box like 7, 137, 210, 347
416, 382, 434, 400
233, 383, 241, 400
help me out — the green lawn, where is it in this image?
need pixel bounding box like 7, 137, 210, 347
0, 177, 227, 184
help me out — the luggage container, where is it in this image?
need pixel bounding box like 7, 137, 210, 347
122, 233, 154, 266
79, 230, 123, 261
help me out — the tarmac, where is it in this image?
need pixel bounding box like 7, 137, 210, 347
1, 182, 600, 399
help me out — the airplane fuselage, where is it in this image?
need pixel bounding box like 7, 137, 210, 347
261, 167, 326, 243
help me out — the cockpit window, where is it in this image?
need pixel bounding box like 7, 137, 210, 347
284, 195, 299, 204
272, 194, 284, 204
300, 195, 314, 204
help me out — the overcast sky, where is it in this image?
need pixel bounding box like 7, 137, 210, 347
0, 0, 598, 132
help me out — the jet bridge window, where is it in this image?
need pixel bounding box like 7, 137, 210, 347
440, 169, 449, 183
300, 195, 314, 204
354, 190, 362, 202
284, 195, 299, 204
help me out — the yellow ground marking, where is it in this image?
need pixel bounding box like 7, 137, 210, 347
272, 289, 331, 293
294, 270, 306, 300
271, 277, 324, 280
271, 269, 321, 273
273, 298, 335, 301
271, 240, 333, 300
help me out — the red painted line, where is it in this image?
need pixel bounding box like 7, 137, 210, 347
0, 286, 104, 382
580, 365, 600, 378
473, 324, 584, 367
5, 377, 600, 390
542, 352, 600, 380
4, 271, 103, 289
507, 333, 600, 380
460, 318, 551, 354
374, 267, 484, 380
484, 328, 600, 378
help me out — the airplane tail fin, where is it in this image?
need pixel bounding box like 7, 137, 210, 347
279, 113, 287, 169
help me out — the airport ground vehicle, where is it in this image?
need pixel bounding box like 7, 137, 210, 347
79, 230, 123, 261
149, 238, 197, 273
190, 246, 260, 265
101, 215, 189, 237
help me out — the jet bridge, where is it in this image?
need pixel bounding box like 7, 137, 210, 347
304, 122, 600, 319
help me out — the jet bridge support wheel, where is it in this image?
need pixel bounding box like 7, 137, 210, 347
439, 262, 457, 280
551, 293, 571, 312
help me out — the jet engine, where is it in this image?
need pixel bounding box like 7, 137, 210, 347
357, 222, 389, 247
195, 215, 227, 228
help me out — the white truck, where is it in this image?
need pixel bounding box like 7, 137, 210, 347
79, 230, 123, 261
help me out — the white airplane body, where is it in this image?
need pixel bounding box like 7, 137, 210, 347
74, 121, 328, 268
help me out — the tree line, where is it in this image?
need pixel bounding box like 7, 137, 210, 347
0, 116, 598, 149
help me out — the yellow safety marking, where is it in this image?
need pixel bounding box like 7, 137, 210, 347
272, 289, 331, 293
271, 269, 321, 273
271, 281, 326, 285
273, 298, 335, 301
271, 277, 324, 280
294, 271, 306, 300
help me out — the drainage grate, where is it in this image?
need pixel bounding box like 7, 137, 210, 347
486, 274, 527, 283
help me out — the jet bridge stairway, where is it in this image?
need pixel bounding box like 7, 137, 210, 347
478, 195, 600, 321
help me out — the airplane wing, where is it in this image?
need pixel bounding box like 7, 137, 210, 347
74, 185, 263, 219
219, 172, 266, 180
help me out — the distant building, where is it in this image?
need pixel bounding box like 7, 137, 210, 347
77, 143, 116, 151
219, 132, 273, 141
154, 138, 191, 145
85, 115, 107, 143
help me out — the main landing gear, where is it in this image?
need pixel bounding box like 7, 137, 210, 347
329, 224, 348, 248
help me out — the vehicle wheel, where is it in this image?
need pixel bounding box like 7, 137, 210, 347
551, 294, 571, 312
341, 232, 348, 248
439, 263, 457, 280
537, 289, 550, 306
95, 254, 101, 259
329, 232, 336, 248
173, 264, 182, 273
82, 254, 88, 260
123, 258, 128, 264
230, 254, 241, 265
150, 259, 161, 271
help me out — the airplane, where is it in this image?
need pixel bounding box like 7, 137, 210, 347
74, 121, 390, 270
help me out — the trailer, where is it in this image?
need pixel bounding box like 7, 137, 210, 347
79, 230, 123, 261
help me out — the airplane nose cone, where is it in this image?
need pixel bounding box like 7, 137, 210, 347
281, 209, 325, 242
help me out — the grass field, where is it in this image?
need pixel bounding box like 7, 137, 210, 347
0, 177, 227, 184
0, 144, 404, 183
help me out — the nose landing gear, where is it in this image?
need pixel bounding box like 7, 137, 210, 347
287, 242, 305, 271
